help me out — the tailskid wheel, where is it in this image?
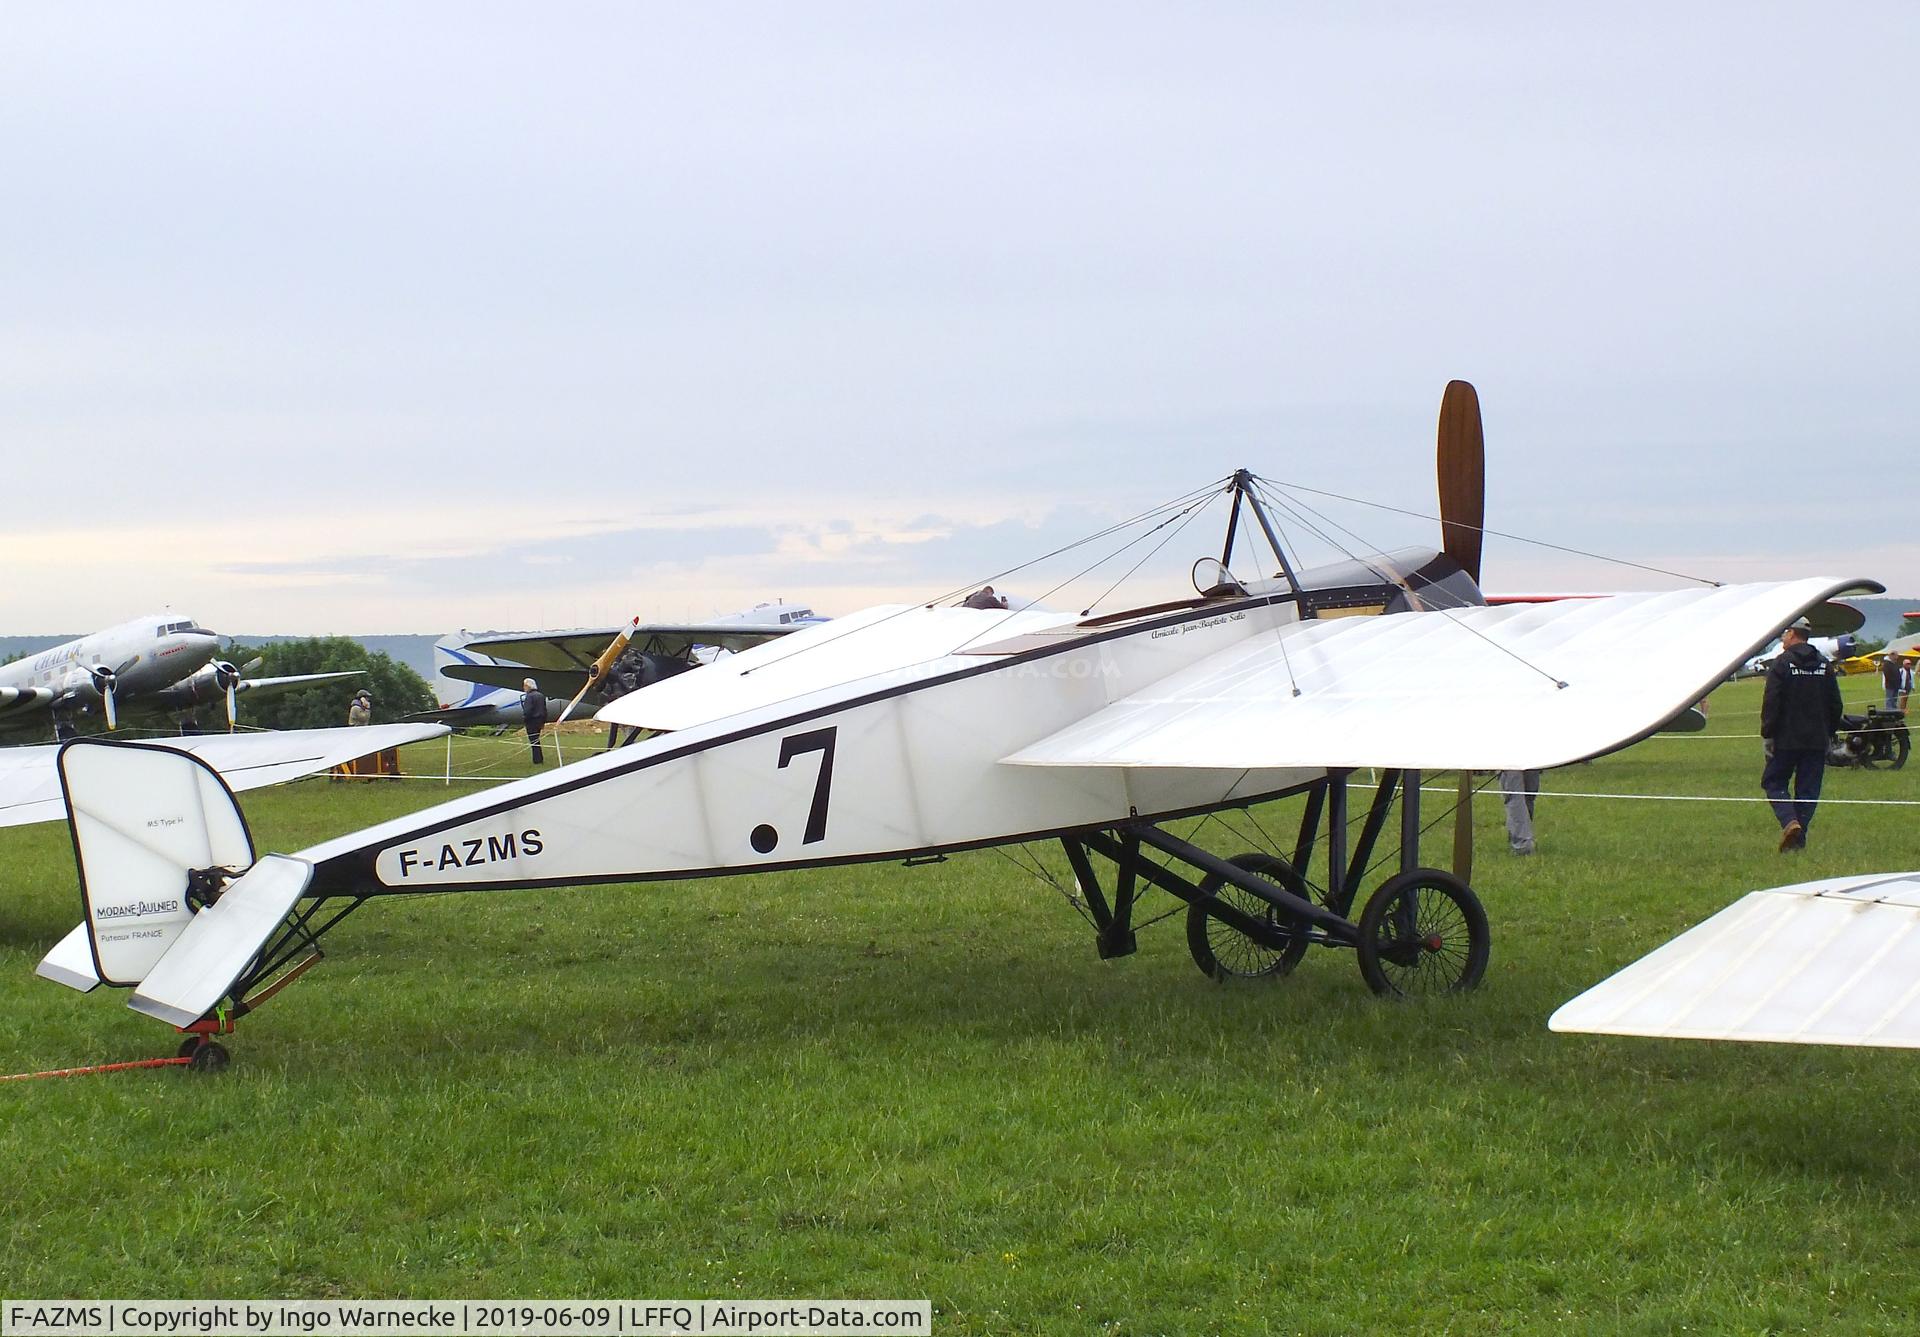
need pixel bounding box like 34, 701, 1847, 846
1186, 852, 1312, 981
1356, 867, 1489, 998
178, 1037, 232, 1074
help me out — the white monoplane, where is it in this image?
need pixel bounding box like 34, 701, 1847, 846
33, 384, 1883, 1069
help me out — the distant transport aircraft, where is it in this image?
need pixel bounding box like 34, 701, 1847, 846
416, 601, 828, 729
0, 614, 363, 739
28, 384, 1884, 1070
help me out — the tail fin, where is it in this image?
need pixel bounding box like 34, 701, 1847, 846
42, 739, 315, 1027
434, 631, 503, 709
55, 738, 254, 987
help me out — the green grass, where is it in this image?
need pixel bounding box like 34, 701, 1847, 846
2, 680, 1918, 1333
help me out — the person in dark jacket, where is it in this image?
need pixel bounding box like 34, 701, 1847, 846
1760, 618, 1844, 851
1882, 652, 1908, 712
520, 677, 549, 766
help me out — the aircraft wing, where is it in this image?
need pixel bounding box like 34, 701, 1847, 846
443, 663, 589, 696
460, 623, 803, 672
0, 723, 449, 830
1003, 577, 1880, 773
1550, 873, 1920, 1048
231, 670, 364, 700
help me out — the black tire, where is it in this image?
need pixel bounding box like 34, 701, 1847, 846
1186, 852, 1313, 981
1858, 729, 1904, 772
177, 1037, 203, 1060
1356, 867, 1489, 998
186, 1040, 231, 1074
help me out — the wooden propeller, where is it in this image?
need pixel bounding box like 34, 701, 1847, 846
1436, 380, 1485, 585
554, 616, 642, 727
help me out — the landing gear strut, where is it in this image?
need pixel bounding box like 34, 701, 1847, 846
1064, 769, 1490, 996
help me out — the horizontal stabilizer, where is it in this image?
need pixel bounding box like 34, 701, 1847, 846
129, 855, 313, 1028
1550, 873, 1920, 1047
35, 923, 101, 993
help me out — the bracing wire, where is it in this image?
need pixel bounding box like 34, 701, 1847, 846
1253, 476, 1720, 587
740, 476, 1234, 676
1251, 476, 1570, 692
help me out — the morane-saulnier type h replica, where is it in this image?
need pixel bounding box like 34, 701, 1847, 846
32, 384, 1880, 1070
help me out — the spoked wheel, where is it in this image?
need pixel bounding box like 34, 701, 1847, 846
1355, 867, 1489, 997
1860, 726, 1909, 770
1186, 852, 1313, 981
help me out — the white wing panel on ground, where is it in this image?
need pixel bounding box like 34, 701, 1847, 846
1550, 874, 1920, 1047
1003, 578, 1876, 773
0, 723, 449, 830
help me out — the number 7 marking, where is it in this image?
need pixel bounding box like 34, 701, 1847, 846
778, 726, 837, 845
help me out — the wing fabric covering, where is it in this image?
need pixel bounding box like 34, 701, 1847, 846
1003, 578, 1876, 773
0, 723, 449, 830
1550, 874, 1920, 1047
599, 605, 1080, 734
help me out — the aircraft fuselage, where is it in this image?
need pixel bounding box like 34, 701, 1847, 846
0, 615, 220, 717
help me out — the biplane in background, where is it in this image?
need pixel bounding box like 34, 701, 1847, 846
415, 601, 828, 729
33, 383, 1882, 1069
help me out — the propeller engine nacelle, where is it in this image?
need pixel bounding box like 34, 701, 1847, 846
84, 664, 121, 729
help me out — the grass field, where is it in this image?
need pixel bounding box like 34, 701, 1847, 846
2, 677, 1918, 1333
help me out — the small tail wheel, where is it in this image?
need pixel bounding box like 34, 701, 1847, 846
1186, 852, 1313, 981
179, 1037, 232, 1074
1356, 867, 1489, 997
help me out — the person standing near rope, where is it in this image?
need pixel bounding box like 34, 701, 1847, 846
520, 677, 549, 766
1497, 769, 1541, 855
1881, 651, 1907, 712
1760, 617, 1843, 852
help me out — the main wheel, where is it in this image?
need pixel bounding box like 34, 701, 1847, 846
1186, 852, 1313, 981
1355, 867, 1489, 997
1861, 725, 1909, 770
184, 1039, 231, 1074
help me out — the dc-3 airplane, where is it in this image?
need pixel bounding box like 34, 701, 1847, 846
0, 613, 365, 738
0, 614, 451, 834
33, 383, 1882, 1070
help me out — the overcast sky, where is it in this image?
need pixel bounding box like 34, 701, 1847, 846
4, 3, 1915, 633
